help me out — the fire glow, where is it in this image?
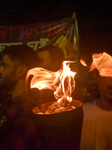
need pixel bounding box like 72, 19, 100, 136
26, 61, 76, 113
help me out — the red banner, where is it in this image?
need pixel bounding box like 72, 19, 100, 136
0, 13, 79, 58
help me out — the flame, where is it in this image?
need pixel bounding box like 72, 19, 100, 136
90, 52, 112, 77
26, 61, 76, 105
80, 59, 87, 67
80, 52, 112, 77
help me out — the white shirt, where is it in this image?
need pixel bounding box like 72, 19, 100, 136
80, 100, 112, 150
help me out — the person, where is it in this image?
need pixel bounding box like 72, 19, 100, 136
0, 59, 10, 104
0, 45, 44, 150
37, 45, 65, 71
80, 52, 112, 150
29, 45, 65, 106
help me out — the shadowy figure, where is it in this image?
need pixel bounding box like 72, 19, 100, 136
37, 45, 65, 71
0, 45, 44, 150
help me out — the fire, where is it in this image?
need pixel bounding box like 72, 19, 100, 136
26, 61, 76, 105
80, 52, 112, 77
90, 52, 112, 77
80, 59, 87, 67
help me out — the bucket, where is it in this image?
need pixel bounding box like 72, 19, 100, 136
32, 100, 83, 150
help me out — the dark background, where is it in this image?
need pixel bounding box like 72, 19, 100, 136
1, 1, 112, 57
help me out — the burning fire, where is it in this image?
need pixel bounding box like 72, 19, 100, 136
26, 61, 76, 107
81, 52, 112, 77
90, 52, 112, 77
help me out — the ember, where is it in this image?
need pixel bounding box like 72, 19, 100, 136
46, 101, 75, 114
33, 101, 76, 114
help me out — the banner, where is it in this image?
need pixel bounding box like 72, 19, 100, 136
0, 12, 79, 59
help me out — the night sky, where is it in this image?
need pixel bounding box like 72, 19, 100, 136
1, 1, 112, 56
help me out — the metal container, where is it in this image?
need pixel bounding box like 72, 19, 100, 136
32, 100, 83, 150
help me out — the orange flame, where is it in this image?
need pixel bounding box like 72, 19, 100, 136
80, 52, 112, 77
80, 59, 87, 67
26, 61, 76, 104
89, 52, 112, 77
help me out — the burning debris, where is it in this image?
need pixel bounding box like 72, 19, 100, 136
33, 101, 76, 114
26, 61, 76, 114
46, 102, 75, 114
